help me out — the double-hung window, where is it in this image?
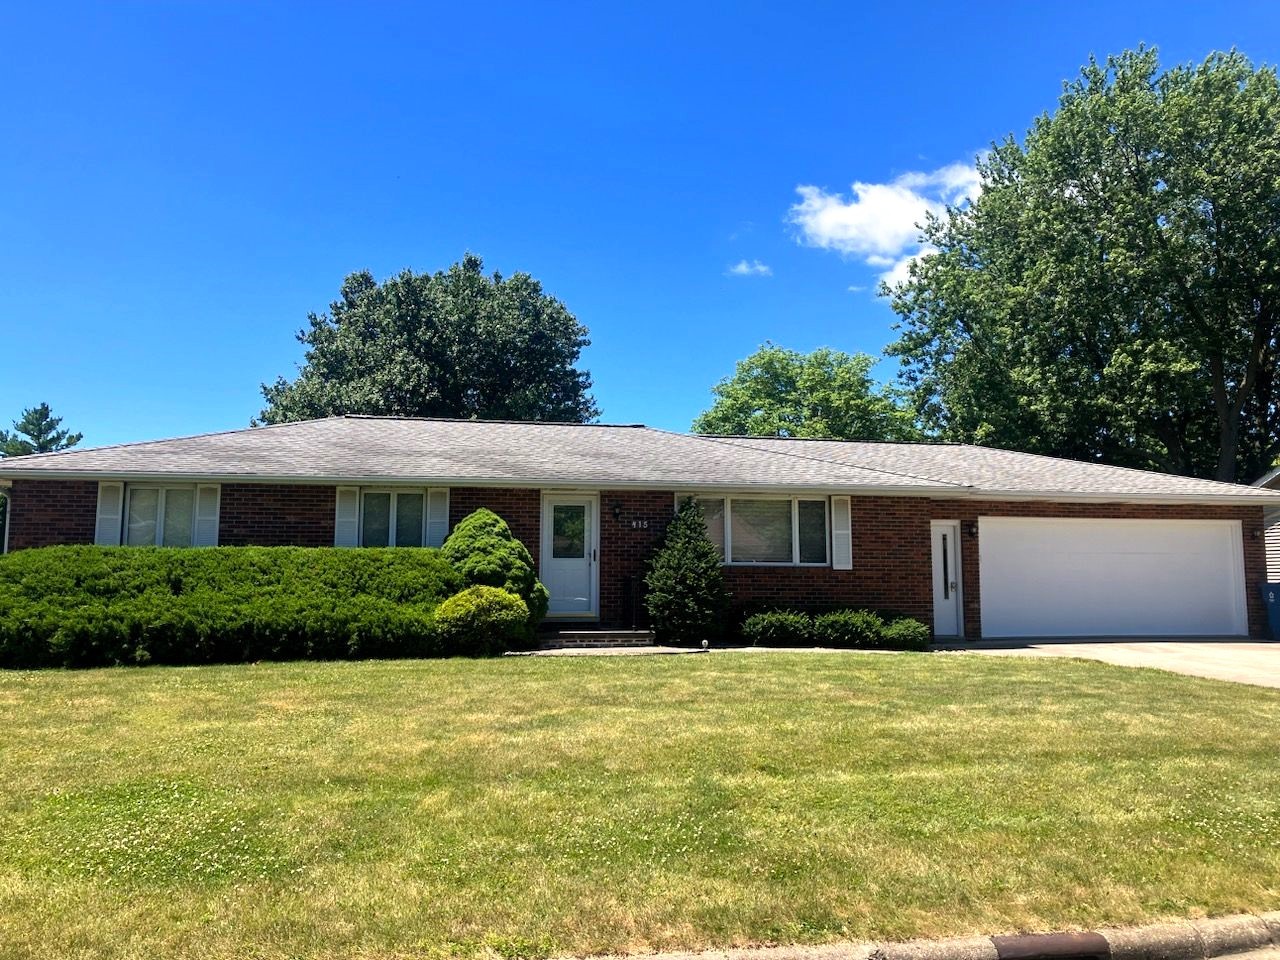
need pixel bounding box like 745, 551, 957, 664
683, 495, 830, 566
125, 485, 197, 547
357, 488, 448, 547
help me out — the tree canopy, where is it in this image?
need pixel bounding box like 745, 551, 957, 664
258, 254, 598, 425
887, 47, 1280, 482
692, 343, 919, 440
0, 403, 83, 457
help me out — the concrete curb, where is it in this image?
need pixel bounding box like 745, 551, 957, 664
574, 912, 1280, 960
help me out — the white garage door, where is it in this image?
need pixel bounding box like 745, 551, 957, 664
979, 517, 1247, 638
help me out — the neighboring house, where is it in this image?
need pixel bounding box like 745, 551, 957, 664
1250, 465, 1280, 584
1, 415, 1278, 640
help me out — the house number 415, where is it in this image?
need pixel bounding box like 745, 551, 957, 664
630, 519, 650, 529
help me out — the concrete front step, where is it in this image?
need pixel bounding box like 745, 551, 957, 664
538, 628, 656, 649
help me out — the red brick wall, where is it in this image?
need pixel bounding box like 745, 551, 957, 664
4, 478, 1266, 638
598, 490, 673, 626
218, 483, 335, 547
725, 496, 934, 623
928, 499, 1267, 639
585, 493, 1266, 637
449, 488, 542, 565
576, 493, 928, 628
5, 478, 98, 549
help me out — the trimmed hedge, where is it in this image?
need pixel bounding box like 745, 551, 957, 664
435, 586, 529, 656
880, 617, 932, 651
813, 609, 884, 648
740, 610, 812, 646
740, 608, 931, 651
441, 509, 549, 635
0, 545, 465, 668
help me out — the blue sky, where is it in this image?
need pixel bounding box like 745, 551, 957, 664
3, 1, 1279, 445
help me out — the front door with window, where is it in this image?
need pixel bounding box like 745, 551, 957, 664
931, 520, 962, 638
541, 495, 598, 618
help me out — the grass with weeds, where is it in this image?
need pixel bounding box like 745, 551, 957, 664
0, 652, 1278, 959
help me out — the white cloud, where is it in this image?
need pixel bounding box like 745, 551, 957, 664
788, 161, 980, 286
726, 259, 772, 277
878, 247, 937, 289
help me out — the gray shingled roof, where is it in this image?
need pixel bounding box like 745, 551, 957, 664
0, 415, 1275, 504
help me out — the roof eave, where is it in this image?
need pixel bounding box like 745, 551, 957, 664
936, 487, 1280, 506
1, 469, 1278, 504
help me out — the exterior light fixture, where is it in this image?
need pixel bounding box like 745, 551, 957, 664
611, 502, 623, 521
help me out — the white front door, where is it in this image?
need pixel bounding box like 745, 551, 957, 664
541, 494, 598, 618
931, 520, 962, 638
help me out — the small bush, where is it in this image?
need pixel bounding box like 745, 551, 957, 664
644, 499, 729, 644
441, 509, 549, 634
812, 609, 884, 648
434, 586, 529, 656
0, 545, 464, 669
880, 617, 932, 650
739, 607, 933, 651
741, 611, 812, 646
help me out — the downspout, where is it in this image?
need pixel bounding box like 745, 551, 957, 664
0, 479, 10, 554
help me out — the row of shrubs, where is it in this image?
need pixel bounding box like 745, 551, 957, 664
741, 608, 931, 650
2, 496, 933, 668
0, 509, 542, 669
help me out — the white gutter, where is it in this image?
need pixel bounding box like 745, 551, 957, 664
0, 469, 1278, 506
1253, 465, 1280, 488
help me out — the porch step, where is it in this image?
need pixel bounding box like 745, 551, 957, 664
538, 628, 656, 649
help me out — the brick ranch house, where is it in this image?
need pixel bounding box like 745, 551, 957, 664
1, 415, 1278, 640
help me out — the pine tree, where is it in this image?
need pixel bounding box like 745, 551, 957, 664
0, 403, 83, 457
644, 499, 729, 644
0, 403, 82, 552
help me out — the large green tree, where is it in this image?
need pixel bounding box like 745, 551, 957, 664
887, 48, 1280, 482
258, 254, 599, 424
0, 403, 83, 457
0, 403, 83, 550
692, 343, 919, 439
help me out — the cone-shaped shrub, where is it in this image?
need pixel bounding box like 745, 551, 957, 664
441, 508, 549, 632
644, 498, 729, 644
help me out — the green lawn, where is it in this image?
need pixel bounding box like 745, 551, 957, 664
1, 653, 1279, 960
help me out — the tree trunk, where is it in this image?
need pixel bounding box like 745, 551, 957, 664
1215, 418, 1239, 483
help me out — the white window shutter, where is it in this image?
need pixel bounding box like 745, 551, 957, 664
194, 484, 220, 546
94, 482, 124, 546
426, 488, 450, 547
831, 495, 852, 570
334, 486, 361, 547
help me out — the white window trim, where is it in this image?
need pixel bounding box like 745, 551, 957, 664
124, 483, 199, 547
676, 493, 832, 568
358, 487, 449, 548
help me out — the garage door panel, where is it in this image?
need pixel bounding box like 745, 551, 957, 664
979, 518, 1246, 638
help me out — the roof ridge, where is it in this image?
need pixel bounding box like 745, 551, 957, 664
340, 414, 647, 428
697, 432, 966, 448
657, 429, 970, 489
0, 416, 344, 463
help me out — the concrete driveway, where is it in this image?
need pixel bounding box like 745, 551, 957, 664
944, 638, 1280, 688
